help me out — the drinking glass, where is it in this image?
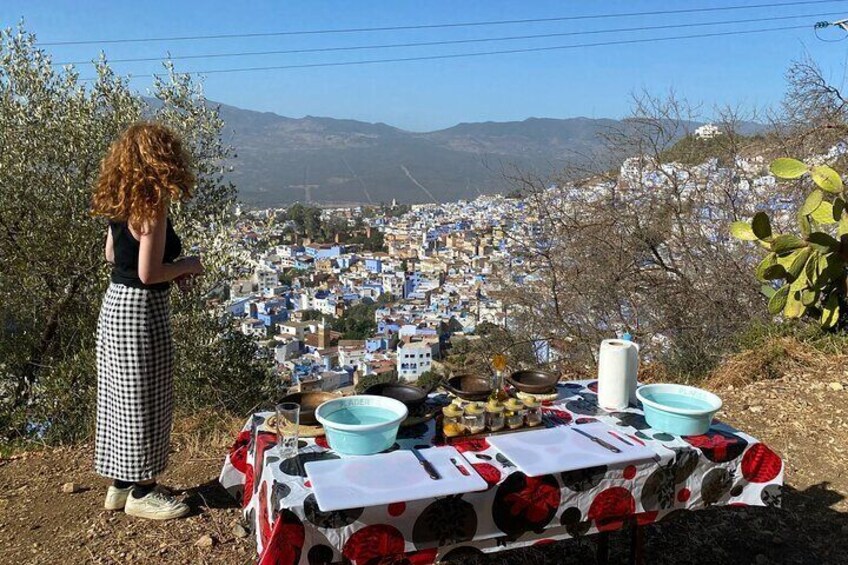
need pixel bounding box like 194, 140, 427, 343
275, 402, 300, 457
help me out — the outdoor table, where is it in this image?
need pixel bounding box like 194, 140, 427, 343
219, 380, 784, 564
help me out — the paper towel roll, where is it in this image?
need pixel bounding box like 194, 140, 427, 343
597, 339, 639, 411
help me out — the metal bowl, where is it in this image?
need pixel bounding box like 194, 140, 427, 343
506, 370, 559, 394
277, 391, 340, 426
442, 374, 493, 401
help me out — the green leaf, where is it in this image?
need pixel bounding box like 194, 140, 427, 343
811, 165, 844, 194
814, 253, 845, 289
751, 212, 772, 240
729, 221, 756, 241
811, 200, 837, 225
770, 158, 808, 179
768, 285, 790, 315
800, 190, 824, 216
834, 197, 846, 220
838, 214, 848, 237
821, 291, 840, 328
807, 231, 840, 252
762, 264, 787, 281
798, 212, 812, 237
801, 289, 819, 306
784, 290, 805, 319
805, 251, 821, 284
771, 234, 807, 254
760, 284, 777, 299
755, 253, 779, 281
787, 247, 812, 280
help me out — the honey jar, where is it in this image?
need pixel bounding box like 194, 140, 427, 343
442, 404, 465, 437
463, 402, 486, 434
485, 400, 505, 432
504, 398, 525, 429
523, 395, 543, 427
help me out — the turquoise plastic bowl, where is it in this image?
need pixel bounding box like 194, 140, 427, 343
636, 384, 722, 436
315, 395, 408, 456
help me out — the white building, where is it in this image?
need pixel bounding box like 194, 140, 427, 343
396, 341, 432, 382
240, 318, 266, 338
694, 123, 722, 139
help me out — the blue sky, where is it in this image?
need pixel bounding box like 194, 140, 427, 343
4, 1, 848, 131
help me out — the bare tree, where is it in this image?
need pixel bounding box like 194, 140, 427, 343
493, 93, 790, 378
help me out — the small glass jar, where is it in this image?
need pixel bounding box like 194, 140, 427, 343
485, 400, 505, 432
442, 405, 465, 437
523, 395, 543, 427
463, 402, 486, 434
452, 397, 469, 411
504, 398, 525, 429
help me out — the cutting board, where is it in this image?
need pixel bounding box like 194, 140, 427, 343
488, 422, 657, 477
305, 446, 488, 512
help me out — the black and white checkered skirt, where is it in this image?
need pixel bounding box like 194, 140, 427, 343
95, 283, 174, 482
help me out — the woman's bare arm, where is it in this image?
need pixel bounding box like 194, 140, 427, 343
135, 210, 203, 285
105, 227, 114, 264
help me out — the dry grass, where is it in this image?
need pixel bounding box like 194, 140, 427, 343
706, 336, 839, 389
170, 409, 246, 460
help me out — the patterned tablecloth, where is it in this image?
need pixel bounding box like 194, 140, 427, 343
219, 381, 784, 564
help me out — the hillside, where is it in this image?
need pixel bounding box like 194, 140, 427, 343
1, 345, 845, 563
215, 103, 637, 206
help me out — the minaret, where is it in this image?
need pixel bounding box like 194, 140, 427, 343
317, 318, 331, 349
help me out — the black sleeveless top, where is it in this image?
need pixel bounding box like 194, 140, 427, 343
109, 218, 182, 291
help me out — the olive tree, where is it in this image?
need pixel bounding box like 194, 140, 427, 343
0, 25, 271, 444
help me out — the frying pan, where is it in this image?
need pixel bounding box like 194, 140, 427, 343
506, 370, 559, 394
363, 382, 434, 411
441, 374, 493, 401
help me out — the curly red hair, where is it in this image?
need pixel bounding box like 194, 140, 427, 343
92, 122, 194, 230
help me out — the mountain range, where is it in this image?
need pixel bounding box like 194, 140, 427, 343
216, 102, 632, 206
215, 102, 754, 206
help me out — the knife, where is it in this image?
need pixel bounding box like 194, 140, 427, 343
411, 447, 441, 480
572, 427, 622, 454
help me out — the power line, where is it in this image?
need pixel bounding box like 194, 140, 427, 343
56, 10, 845, 66
78, 24, 813, 81
44, 0, 846, 47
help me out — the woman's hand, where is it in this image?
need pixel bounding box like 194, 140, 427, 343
179, 255, 204, 277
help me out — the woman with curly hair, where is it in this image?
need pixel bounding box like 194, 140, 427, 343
91, 122, 203, 520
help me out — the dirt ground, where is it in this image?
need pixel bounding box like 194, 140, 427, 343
1, 366, 846, 565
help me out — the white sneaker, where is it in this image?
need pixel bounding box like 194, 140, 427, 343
124, 487, 190, 520
104, 485, 133, 511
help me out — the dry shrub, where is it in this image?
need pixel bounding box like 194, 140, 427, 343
637, 362, 674, 384
706, 336, 833, 388
170, 409, 245, 458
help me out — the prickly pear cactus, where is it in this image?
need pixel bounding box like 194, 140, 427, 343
730, 158, 847, 329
